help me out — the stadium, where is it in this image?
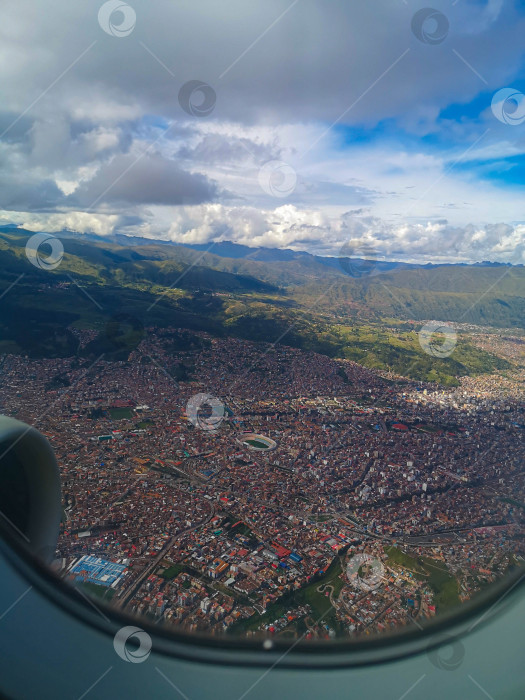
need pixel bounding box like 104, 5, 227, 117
239, 433, 277, 451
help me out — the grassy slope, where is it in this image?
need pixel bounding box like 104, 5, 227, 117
385, 546, 460, 612
0, 231, 521, 383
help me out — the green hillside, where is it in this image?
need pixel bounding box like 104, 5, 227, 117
0, 230, 521, 384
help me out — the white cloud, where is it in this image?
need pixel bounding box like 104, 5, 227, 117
0, 0, 524, 263
8, 211, 120, 236
149, 204, 525, 264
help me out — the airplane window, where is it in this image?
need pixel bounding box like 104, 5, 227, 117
0, 1, 524, 694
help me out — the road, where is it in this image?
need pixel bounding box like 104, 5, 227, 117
114, 504, 215, 609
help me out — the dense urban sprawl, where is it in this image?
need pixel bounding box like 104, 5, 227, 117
1, 328, 523, 640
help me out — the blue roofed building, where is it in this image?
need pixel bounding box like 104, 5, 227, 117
69, 555, 127, 587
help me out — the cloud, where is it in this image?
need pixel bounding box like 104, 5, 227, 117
0, 170, 66, 212
14, 211, 120, 236
157, 204, 525, 264
1, 1, 523, 129
3, 202, 524, 267
69, 152, 219, 207
0, 1, 524, 262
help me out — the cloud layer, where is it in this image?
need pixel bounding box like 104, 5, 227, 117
1, 0, 524, 263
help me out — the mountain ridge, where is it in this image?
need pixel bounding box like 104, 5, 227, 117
1, 225, 521, 272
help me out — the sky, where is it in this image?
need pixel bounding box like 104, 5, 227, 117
1, 0, 525, 263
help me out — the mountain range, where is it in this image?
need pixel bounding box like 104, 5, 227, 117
0, 227, 523, 383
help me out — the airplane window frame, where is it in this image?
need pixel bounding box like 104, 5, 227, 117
1, 513, 522, 671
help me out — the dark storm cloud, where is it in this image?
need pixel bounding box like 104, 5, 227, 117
0, 173, 66, 212
69, 152, 219, 207
176, 133, 276, 165
2, 0, 522, 129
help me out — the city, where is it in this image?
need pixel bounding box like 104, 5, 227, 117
1, 0, 525, 697
2, 326, 523, 641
